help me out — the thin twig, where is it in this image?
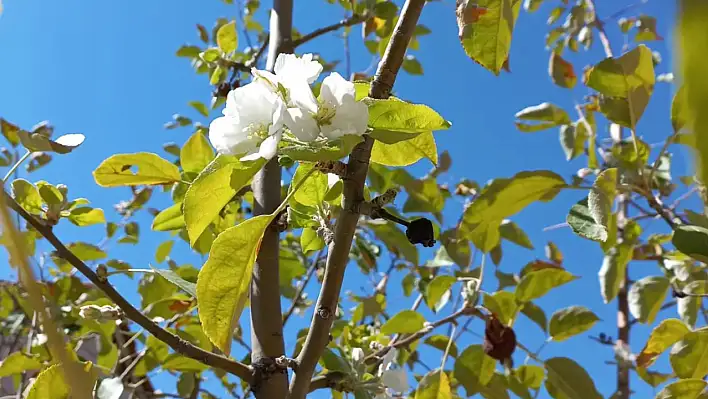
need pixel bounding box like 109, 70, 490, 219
2, 191, 254, 383
291, 14, 368, 48
282, 251, 322, 326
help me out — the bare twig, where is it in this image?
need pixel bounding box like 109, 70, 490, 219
282, 251, 321, 326
2, 191, 254, 384
288, 1, 427, 397
292, 14, 368, 48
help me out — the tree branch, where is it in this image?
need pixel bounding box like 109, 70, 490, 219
2, 191, 254, 384
248, 1, 292, 398
292, 14, 368, 48
282, 251, 321, 326
288, 0, 426, 397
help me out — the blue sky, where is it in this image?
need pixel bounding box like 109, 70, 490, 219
0, 0, 692, 397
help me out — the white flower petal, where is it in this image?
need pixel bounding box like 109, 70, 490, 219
257, 131, 282, 160
321, 100, 369, 139
327, 173, 339, 188
351, 348, 365, 363
382, 369, 409, 393
380, 349, 398, 372
285, 108, 319, 142
288, 80, 319, 114
275, 53, 323, 84
208, 116, 257, 155
321, 72, 355, 107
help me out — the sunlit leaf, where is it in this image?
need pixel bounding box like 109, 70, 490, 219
549, 52, 577, 89
371, 131, 438, 167
93, 153, 181, 187
216, 21, 238, 53
637, 318, 690, 368
181, 131, 215, 174
549, 306, 599, 342
567, 197, 607, 242
628, 276, 670, 324
415, 370, 452, 399
381, 310, 425, 334
425, 275, 457, 312
598, 244, 632, 303
0, 352, 42, 377
544, 357, 602, 399
515, 268, 576, 303
152, 202, 186, 231
656, 379, 708, 399
673, 225, 708, 263
670, 329, 708, 379
454, 344, 496, 395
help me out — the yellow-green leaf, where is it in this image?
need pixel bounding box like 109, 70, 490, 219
514, 102, 571, 132
93, 153, 181, 187
549, 306, 599, 342
184, 155, 263, 245
549, 52, 577, 89
291, 163, 327, 207
415, 370, 452, 399
300, 227, 324, 254
483, 291, 518, 326
459, 170, 565, 252
216, 21, 238, 53
381, 310, 425, 334
656, 379, 708, 399
456, 0, 522, 75
544, 357, 602, 399
12, 179, 43, 214
67, 207, 105, 227
628, 276, 670, 324
0, 352, 42, 377
152, 202, 186, 231
454, 345, 496, 395
197, 215, 271, 353
366, 98, 450, 143
515, 268, 576, 303
425, 275, 457, 312
637, 318, 690, 368
670, 329, 708, 379
181, 131, 215, 174
371, 131, 438, 167
673, 225, 708, 263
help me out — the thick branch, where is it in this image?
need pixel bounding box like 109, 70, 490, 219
248, 1, 292, 398
2, 191, 254, 384
288, 0, 426, 397
292, 14, 368, 48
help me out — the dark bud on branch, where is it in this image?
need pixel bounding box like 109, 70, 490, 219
483, 314, 516, 367
672, 289, 688, 299
406, 218, 436, 247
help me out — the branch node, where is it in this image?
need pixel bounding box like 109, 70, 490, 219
269, 206, 289, 232
251, 357, 287, 393
315, 160, 347, 177
275, 356, 299, 371
316, 306, 332, 320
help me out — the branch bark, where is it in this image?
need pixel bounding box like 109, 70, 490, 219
248, 0, 292, 397
288, 1, 427, 397
2, 191, 254, 384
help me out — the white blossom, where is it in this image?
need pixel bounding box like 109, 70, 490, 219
318, 72, 368, 139
351, 347, 365, 363
208, 80, 286, 160
376, 348, 409, 397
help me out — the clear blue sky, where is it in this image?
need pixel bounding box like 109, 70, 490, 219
0, 0, 690, 397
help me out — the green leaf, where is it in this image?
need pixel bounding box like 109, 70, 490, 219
588, 168, 617, 228
371, 131, 438, 167
0, 352, 42, 377
189, 101, 210, 117
549, 306, 599, 342
12, 179, 43, 214
516, 364, 545, 390
415, 370, 452, 399
181, 131, 215, 174
425, 275, 457, 312
670, 329, 708, 379
67, 207, 106, 226
672, 86, 689, 133
281, 135, 363, 162
93, 152, 181, 187
176, 45, 202, 58
370, 222, 418, 265
367, 98, 450, 137
155, 240, 174, 263
26, 363, 97, 399
459, 170, 565, 252
152, 202, 186, 231
0, 118, 20, 146
514, 102, 571, 132
499, 220, 533, 249
636, 367, 672, 389
628, 276, 670, 324
403, 177, 445, 214
162, 354, 208, 372
354, 81, 370, 101
598, 244, 632, 303
291, 163, 327, 207
425, 335, 458, 358
679, 2, 708, 187
549, 52, 577, 89
521, 302, 547, 333
673, 225, 708, 263
637, 318, 690, 368
483, 291, 518, 326
381, 310, 426, 334
402, 55, 424, 75
300, 228, 324, 254
184, 155, 264, 245
456, 0, 521, 75
216, 21, 238, 53
197, 215, 271, 353
18, 131, 85, 154
515, 268, 576, 303
586, 45, 655, 128
544, 357, 602, 399
656, 379, 708, 399
567, 197, 608, 242
454, 344, 496, 395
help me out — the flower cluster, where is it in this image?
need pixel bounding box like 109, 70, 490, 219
208, 53, 369, 161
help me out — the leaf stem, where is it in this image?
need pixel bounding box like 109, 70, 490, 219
3, 150, 31, 183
